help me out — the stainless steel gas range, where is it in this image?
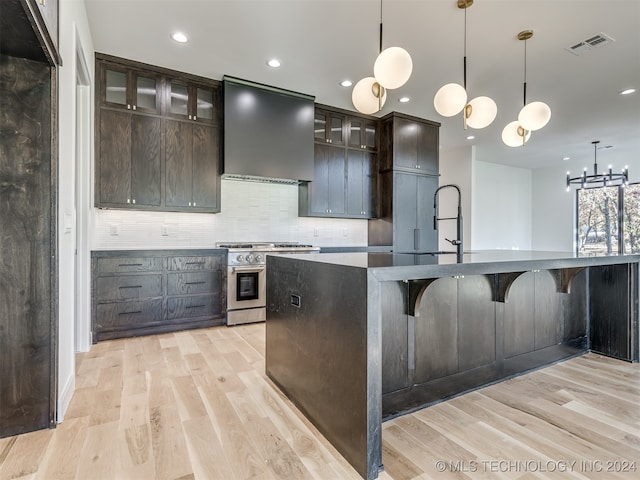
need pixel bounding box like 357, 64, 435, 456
216, 242, 320, 325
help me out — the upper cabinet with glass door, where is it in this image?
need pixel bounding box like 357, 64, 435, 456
100, 63, 161, 114
314, 109, 346, 146
166, 78, 219, 124
348, 117, 377, 152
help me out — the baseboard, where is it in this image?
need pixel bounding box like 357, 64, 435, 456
57, 373, 76, 422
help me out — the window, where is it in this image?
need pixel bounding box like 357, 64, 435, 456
576, 183, 640, 255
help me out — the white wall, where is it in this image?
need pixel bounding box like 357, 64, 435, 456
58, 0, 95, 419
472, 161, 533, 250
532, 166, 575, 252
438, 146, 473, 252
92, 179, 368, 249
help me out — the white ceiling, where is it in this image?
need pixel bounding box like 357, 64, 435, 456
83, 0, 640, 172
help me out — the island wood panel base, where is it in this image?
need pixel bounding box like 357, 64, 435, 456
382, 269, 592, 419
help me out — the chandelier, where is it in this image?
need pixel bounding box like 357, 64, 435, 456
566, 141, 629, 190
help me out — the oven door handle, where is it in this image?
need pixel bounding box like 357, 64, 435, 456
231, 266, 265, 273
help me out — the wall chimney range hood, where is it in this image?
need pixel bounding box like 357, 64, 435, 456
223, 76, 315, 184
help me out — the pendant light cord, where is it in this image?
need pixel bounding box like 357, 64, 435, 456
523, 37, 528, 106
463, 5, 467, 89
379, 0, 383, 53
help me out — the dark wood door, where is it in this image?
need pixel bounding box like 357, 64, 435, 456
99, 109, 131, 205
394, 172, 418, 252
130, 115, 161, 207
346, 150, 376, 218
165, 119, 193, 208
98, 110, 161, 207
416, 174, 438, 252
0, 55, 55, 437
192, 124, 219, 209
392, 117, 418, 170
417, 122, 438, 174
309, 143, 345, 216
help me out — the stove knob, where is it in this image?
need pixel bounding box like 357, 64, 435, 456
255, 254, 264, 262
246, 254, 254, 263
236, 255, 244, 263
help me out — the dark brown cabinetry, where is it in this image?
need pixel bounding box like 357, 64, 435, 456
379, 112, 439, 174
92, 250, 226, 342
98, 110, 162, 207
166, 78, 218, 124
95, 54, 221, 213
1, 0, 59, 438
165, 121, 220, 211
369, 112, 441, 252
300, 105, 377, 219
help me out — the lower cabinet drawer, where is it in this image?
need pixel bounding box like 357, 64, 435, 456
96, 299, 163, 330
168, 256, 224, 271
96, 256, 163, 274
167, 294, 222, 320
167, 271, 222, 295
96, 274, 163, 301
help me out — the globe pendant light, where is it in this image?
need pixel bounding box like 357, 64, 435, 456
517, 30, 551, 131
501, 30, 551, 147
352, 0, 412, 114
352, 77, 387, 115
502, 120, 531, 147
433, 0, 497, 130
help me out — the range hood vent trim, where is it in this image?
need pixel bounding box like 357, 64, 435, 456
222, 173, 302, 186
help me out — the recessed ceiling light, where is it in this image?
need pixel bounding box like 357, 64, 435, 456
267, 59, 281, 68
398, 96, 410, 103
341, 80, 353, 87
466, 135, 475, 140
619, 88, 636, 95
563, 156, 571, 161
171, 32, 188, 43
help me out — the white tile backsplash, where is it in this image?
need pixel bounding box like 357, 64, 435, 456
92, 179, 368, 250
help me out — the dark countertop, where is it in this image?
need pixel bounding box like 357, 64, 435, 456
269, 250, 640, 281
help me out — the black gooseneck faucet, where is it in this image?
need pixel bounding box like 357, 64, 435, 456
433, 184, 464, 263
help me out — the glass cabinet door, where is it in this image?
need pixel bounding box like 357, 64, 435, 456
314, 113, 327, 142
195, 86, 214, 121
134, 74, 158, 112
104, 68, 127, 106
169, 81, 189, 117
329, 115, 344, 145
349, 119, 363, 149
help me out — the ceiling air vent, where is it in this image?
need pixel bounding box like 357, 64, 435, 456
565, 32, 615, 55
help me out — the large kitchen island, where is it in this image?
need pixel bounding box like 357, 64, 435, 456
265, 250, 640, 480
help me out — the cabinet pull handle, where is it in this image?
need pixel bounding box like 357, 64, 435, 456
119, 310, 142, 315
186, 304, 206, 309
118, 263, 143, 267
186, 281, 206, 285
414, 229, 420, 250
119, 285, 142, 289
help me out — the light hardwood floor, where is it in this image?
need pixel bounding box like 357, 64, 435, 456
0, 324, 638, 480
